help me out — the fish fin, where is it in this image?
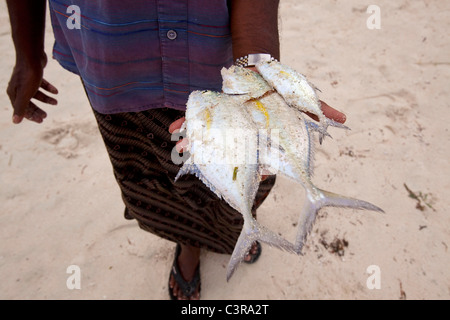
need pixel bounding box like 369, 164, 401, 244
175, 161, 223, 201
174, 158, 194, 182
226, 220, 296, 281
326, 118, 351, 131
292, 116, 316, 178
305, 118, 331, 145
295, 188, 384, 254
318, 133, 324, 145
306, 120, 332, 139
317, 119, 350, 144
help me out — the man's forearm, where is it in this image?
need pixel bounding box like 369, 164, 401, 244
7, 0, 47, 65
230, 0, 280, 61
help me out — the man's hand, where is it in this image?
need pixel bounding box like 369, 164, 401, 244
6, 0, 57, 124
7, 56, 58, 124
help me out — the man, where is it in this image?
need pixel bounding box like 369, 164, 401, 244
6, 0, 346, 300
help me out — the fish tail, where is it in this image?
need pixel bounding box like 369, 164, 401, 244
318, 118, 351, 144
295, 188, 384, 254
305, 120, 332, 139
226, 220, 295, 281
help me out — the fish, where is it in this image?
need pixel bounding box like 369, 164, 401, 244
256, 60, 349, 143
221, 65, 272, 99
176, 90, 296, 281
222, 66, 384, 254
250, 93, 384, 253
177, 62, 384, 280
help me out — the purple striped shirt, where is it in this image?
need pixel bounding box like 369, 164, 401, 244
49, 0, 233, 114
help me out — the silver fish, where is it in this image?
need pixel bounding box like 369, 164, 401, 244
221, 65, 272, 99
176, 90, 295, 281
249, 93, 383, 253
221, 66, 384, 254
256, 60, 349, 143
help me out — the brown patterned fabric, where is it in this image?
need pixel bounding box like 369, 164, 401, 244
92, 107, 276, 254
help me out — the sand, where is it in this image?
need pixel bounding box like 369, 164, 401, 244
1, 0, 449, 300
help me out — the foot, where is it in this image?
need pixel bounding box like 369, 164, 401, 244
169, 244, 201, 300
243, 241, 262, 264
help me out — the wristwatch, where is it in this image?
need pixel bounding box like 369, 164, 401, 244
234, 53, 277, 68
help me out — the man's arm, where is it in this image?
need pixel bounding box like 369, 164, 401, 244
230, 0, 280, 61
168, 0, 346, 146
8, 0, 47, 66
229, 0, 345, 123
6, 0, 58, 124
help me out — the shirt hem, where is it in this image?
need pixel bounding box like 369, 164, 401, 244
92, 101, 187, 115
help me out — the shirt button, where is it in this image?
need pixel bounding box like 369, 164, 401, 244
167, 29, 177, 40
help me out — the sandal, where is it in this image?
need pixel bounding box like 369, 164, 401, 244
168, 244, 201, 300
243, 241, 262, 264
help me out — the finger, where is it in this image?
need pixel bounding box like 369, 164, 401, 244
40, 78, 59, 94
31, 103, 48, 122
176, 138, 189, 153
179, 291, 188, 300
24, 101, 47, 124
320, 100, 347, 124
172, 282, 178, 298
12, 99, 47, 124
169, 117, 185, 133
33, 90, 58, 105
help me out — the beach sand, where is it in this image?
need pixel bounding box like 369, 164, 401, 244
1, 0, 449, 299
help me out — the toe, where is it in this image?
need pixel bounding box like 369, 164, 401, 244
191, 289, 200, 300
243, 242, 260, 263
171, 277, 179, 298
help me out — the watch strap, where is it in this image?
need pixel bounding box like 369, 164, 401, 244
235, 53, 277, 67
